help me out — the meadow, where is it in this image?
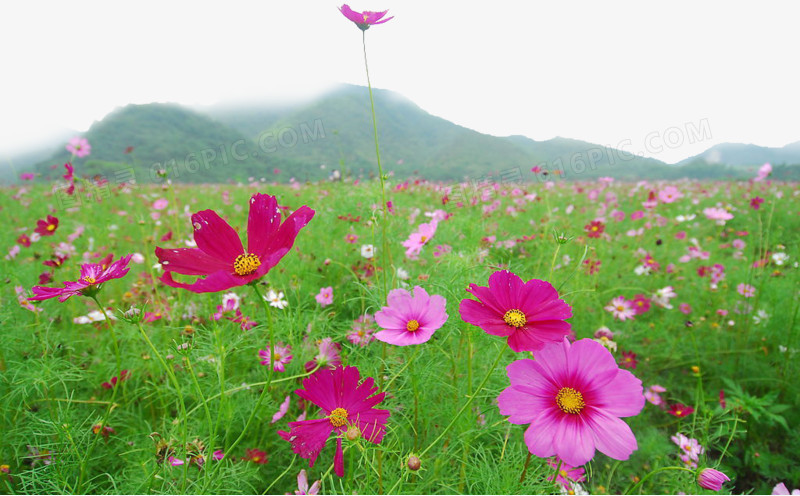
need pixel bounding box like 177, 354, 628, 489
1, 168, 798, 495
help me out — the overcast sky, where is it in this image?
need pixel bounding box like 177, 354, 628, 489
2, 1, 798, 164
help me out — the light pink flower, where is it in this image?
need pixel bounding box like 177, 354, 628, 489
315, 286, 333, 307
737, 283, 755, 298
498, 338, 645, 466
66, 136, 91, 158
374, 286, 448, 346
259, 343, 293, 372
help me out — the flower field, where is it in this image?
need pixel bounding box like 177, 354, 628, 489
1, 170, 798, 495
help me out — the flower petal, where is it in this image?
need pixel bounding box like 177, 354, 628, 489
191, 210, 244, 262
155, 247, 230, 275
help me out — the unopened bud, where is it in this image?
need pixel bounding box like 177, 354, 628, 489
345, 425, 361, 441
407, 455, 421, 471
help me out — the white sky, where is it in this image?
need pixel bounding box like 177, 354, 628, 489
2, 0, 799, 164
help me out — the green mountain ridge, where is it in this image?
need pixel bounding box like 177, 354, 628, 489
22, 84, 800, 183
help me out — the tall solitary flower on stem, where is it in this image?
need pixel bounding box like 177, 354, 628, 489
279, 366, 390, 477
459, 270, 573, 352
155, 193, 314, 293
339, 3, 393, 297
339, 4, 393, 30
497, 338, 645, 467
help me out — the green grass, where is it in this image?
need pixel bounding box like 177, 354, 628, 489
1, 177, 798, 494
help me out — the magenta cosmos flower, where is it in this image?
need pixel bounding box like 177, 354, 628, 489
497, 338, 645, 467
374, 286, 448, 346
34, 215, 59, 236
339, 4, 393, 30
278, 366, 390, 477
459, 270, 572, 352
155, 193, 314, 293
29, 254, 133, 302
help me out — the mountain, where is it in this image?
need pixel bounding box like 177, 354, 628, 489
678, 141, 800, 167
22, 84, 800, 183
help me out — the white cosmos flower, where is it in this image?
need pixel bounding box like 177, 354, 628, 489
361, 244, 375, 259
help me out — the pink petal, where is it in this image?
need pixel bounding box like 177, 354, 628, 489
552, 416, 596, 467
155, 247, 229, 275
334, 437, 344, 477
159, 270, 244, 294
589, 369, 645, 417
191, 210, 243, 262
257, 206, 315, 270
458, 299, 513, 337
246, 193, 282, 256
584, 408, 638, 461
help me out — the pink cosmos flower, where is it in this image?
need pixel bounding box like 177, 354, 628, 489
402, 220, 437, 259
155, 193, 314, 293
304, 337, 342, 372
374, 286, 448, 346
644, 385, 666, 406
697, 468, 730, 491
243, 448, 268, 464
605, 296, 636, 321
259, 343, 293, 372
347, 314, 376, 347
315, 286, 334, 307
679, 303, 692, 315
671, 432, 704, 461
750, 196, 765, 210
66, 137, 91, 158
34, 215, 59, 236
295, 469, 321, 495
339, 4, 393, 31
153, 198, 169, 210
546, 457, 586, 490
278, 366, 390, 477
773, 483, 800, 495
459, 270, 573, 353
737, 283, 755, 298
754, 162, 772, 182
29, 255, 133, 302
658, 186, 683, 203
630, 294, 651, 315
63, 163, 75, 195
703, 207, 733, 223
497, 338, 644, 467
271, 395, 291, 424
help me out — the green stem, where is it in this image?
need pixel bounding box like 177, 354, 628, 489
224, 283, 275, 457
625, 466, 695, 495
135, 321, 189, 491
419, 344, 505, 458
362, 29, 392, 298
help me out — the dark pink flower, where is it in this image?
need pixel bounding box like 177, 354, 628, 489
20, 172, 35, 181
339, 4, 393, 31
374, 286, 448, 346
459, 270, 572, 352
29, 255, 132, 302
497, 338, 644, 466
667, 403, 694, 417
278, 366, 390, 477
155, 193, 314, 293
243, 448, 268, 464
34, 215, 59, 236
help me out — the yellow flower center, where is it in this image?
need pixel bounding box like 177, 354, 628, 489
591, 226, 598, 231
556, 387, 585, 414
420, 235, 428, 243
329, 407, 349, 427
84, 277, 96, 284
47, 224, 56, 231
406, 319, 420, 332
233, 253, 261, 276
503, 309, 527, 328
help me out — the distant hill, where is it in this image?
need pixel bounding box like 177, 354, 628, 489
18, 84, 800, 183
678, 141, 800, 167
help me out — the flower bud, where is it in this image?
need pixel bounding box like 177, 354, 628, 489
345, 425, 361, 441
407, 455, 421, 471
697, 468, 730, 491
